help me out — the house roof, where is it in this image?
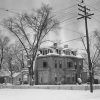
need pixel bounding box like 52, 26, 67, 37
0, 70, 11, 77
12, 72, 21, 77
37, 53, 83, 59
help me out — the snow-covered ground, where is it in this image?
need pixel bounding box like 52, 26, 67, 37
0, 89, 100, 100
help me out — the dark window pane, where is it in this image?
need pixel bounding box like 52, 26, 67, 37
67, 62, 73, 68
55, 77, 57, 82
55, 60, 57, 68
55, 63, 57, 68
59, 62, 62, 68
56, 49, 58, 54
43, 62, 47, 68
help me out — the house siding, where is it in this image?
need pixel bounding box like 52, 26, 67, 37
35, 55, 84, 85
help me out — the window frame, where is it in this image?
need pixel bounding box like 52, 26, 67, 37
43, 61, 48, 68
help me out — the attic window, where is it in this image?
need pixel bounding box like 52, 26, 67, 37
59, 50, 61, 55
39, 50, 42, 54
45, 50, 47, 54
56, 49, 58, 54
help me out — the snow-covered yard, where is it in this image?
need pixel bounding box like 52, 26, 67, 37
0, 89, 100, 100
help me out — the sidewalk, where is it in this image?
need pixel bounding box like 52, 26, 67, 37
0, 84, 100, 90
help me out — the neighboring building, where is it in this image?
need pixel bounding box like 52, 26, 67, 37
0, 69, 10, 84
21, 67, 29, 84
8, 68, 29, 85
13, 67, 30, 85
12, 72, 22, 85
34, 43, 86, 85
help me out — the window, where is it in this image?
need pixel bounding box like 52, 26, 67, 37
40, 50, 42, 54
59, 61, 62, 68
56, 49, 58, 54
59, 50, 61, 55
71, 51, 76, 56
75, 65, 77, 69
55, 77, 57, 82
67, 61, 73, 68
79, 62, 82, 66
50, 49, 53, 53
63, 50, 65, 54
41, 77, 42, 83
43, 50, 45, 55
48, 49, 50, 53
74, 62, 77, 69
45, 50, 47, 54
72, 77, 74, 82
43, 61, 47, 68
55, 60, 57, 68
66, 51, 70, 55
67, 77, 70, 82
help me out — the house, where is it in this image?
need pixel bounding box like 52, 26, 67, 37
12, 67, 30, 85
0, 69, 10, 84
34, 43, 86, 85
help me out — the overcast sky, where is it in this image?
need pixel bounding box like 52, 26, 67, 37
0, 0, 100, 50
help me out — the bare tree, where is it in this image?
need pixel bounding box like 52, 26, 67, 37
5, 43, 27, 84
0, 34, 10, 70
80, 30, 100, 81
3, 4, 59, 85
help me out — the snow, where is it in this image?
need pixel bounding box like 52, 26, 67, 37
0, 70, 11, 77
12, 72, 21, 77
0, 89, 100, 100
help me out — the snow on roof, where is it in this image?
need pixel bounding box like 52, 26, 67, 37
94, 75, 100, 79
13, 72, 21, 77
38, 53, 44, 56
0, 70, 11, 77
47, 52, 59, 56
76, 54, 83, 59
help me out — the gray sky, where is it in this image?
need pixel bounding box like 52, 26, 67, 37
0, 0, 100, 50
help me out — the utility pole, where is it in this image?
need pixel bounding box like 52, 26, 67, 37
77, 2, 94, 92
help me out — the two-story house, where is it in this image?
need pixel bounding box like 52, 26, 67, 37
34, 43, 85, 85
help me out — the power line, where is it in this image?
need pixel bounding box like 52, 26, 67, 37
56, 10, 77, 19
77, 2, 94, 93
86, 4, 100, 14
60, 35, 86, 44
53, 4, 78, 14
59, 15, 78, 23
0, 7, 20, 15
42, 36, 86, 45
61, 18, 78, 26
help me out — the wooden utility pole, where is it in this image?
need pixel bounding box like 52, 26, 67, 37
77, 3, 94, 92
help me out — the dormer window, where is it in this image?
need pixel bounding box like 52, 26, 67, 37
63, 50, 65, 54
45, 50, 47, 54
71, 51, 76, 56
59, 50, 61, 55
40, 50, 42, 54
66, 51, 70, 55
43, 50, 45, 55
56, 49, 58, 54
50, 49, 53, 53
